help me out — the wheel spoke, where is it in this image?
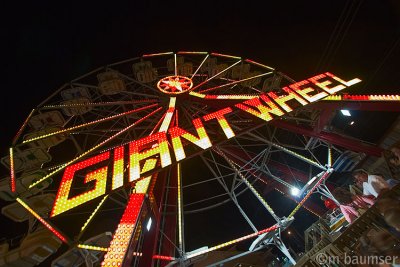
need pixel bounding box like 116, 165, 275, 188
190, 59, 242, 91
7, 51, 351, 267
29, 107, 162, 189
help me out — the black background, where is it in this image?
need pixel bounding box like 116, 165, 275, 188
2, 0, 399, 149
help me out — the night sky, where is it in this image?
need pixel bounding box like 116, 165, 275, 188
1, 0, 400, 265
2, 1, 400, 147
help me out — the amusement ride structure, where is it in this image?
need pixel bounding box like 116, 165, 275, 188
0, 51, 399, 267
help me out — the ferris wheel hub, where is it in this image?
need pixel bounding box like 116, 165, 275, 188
157, 75, 193, 95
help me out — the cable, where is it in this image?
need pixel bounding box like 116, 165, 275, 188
363, 36, 400, 91
315, 0, 352, 72
325, 0, 364, 69
315, 0, 364, 72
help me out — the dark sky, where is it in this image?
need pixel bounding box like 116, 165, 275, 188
2, 0, 400, 148
1, 0, 400, 264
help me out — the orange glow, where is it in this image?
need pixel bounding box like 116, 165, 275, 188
81, 195, 108, 232
12, 108, 35, 145
235, 94, 285, 122
22, 104, 158, 145
189, 91, 256, 100
205, 94, 256, 100
186, 224, 279, 259
309, 73, 345, 94
29, 106, 162, 189
177, 51, 208, 55
101, 193, 145, 266
10, 70, 363, 264
267, 87, 309, 112
157, 76, 193, 95
112, 146, 124, 190
177, 163, 183, 249
129, 132, 171, 181
203, 108, 235, 139
325, 72, 361, 87
9, 147, 16, 192
142, 52, 173, 57
17, 198, 68, 243
169, 118, 212, 161
244, 59, 275, 70
51, 152, 109, 217
289, 79, 328, 102
153, 255, 175, 261
48, 72, 361, 218
210, 52, 241, 59
134, 158, 156, 193
324, 94, 400, 101
360, 94, 400, 101
159, 97, 176, 132
78, 244, 108, 251
101, 163, 154, 266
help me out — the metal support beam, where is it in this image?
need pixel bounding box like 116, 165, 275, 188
220, 146, 326, 215
273, 182, 325, 216
274, 233, 296, 265
247, 132, 327, 170
316, 182, 340, 206
223, 146, 316, 183
313, 106, 335, 134
319, 99, 400, 112
271, 120, 383, 157
201, 155, 258, 232
231, 193, 258, 233
214, 147, 281, 223
177, 163, 185, 254
204, 244, 267, 267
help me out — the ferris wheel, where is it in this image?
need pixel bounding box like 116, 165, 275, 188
0, 51, 385, 267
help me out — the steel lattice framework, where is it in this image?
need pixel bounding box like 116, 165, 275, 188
2, 51, 399, 267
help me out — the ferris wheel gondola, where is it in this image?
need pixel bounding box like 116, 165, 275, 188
2, 51, 387, 267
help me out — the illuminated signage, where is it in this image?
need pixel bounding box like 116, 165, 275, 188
51, 72, 361, 217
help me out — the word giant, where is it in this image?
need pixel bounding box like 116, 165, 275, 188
51, 72, 360, 216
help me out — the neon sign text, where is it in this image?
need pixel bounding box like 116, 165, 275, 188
51, 72, 361, 217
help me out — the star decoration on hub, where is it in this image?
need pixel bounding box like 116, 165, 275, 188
157, 75, 193, 95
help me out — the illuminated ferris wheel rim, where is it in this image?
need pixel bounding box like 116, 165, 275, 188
3, 50, 374, 266
8, 51, 364, 217
8, 50, 365, 216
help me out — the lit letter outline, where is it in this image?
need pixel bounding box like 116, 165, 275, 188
235, 94, 285, 121
169, 118, 212, 161
267, 87, 309, 112
203, 107, 235, 139
51, 152, 109, 217
129, 132, 171, 181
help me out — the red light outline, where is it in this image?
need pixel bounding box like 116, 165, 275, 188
16, 198, 69, 243
9, 147, 16, 192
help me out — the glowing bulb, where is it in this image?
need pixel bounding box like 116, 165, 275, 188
291, 187, 300, 196
340, 109, 351, 116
